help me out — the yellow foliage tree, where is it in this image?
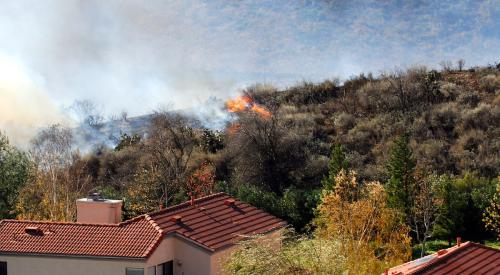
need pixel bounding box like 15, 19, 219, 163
314, 170, 411, 274
125, 165, 162, 218
16, 155, 93, 221
483, 178, 500, 239
224, 170, 412, 275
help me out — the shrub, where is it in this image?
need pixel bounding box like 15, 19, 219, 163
479, 74, 500, 93
224, 231, 347, 275
333, 112, 355, 133
439, 82, 460, 100
458, 103, 500, 132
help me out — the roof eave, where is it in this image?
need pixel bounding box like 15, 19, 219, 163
0, 251, 147, 261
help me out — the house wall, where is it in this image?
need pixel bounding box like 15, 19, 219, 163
171, 237, 212, 275
145, 237, 175, 267
0, 254, 145, 275
0, 229, 283, 275
146, 236, 212, 275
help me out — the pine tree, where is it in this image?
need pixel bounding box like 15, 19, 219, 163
322, 143, 349, 191
386, 134, 415, 217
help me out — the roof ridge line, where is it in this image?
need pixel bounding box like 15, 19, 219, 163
144, 214, 164, 234
0, 219, 120, 227
147, 192, 227, 216
142, 214, 164, 258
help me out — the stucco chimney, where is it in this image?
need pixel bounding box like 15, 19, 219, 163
76, 193, 122, 224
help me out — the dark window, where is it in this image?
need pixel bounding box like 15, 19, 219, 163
162, 261, 173, 275
0, 262, 6, 275
126, 267, 144, 275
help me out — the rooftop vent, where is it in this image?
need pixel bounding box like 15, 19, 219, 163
170, 215, 182, 223
25, 226, 44, 236
224, 199, 236, 206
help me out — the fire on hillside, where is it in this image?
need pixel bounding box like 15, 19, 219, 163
225, 95, 271, 119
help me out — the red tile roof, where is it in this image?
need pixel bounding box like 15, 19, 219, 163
386, 241, 500, 275
0, 193, 286, 258
148, 192, 287, 251
0, 216, 162, 258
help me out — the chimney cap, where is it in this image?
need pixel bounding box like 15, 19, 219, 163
87, 192, 105, 201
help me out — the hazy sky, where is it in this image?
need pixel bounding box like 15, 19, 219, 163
0, 0, 499, 145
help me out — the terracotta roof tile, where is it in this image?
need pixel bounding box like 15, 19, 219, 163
0, 216, 162, 259
387, 241, 500, 275
0, 193, 286, 258
148, 192, 287, 251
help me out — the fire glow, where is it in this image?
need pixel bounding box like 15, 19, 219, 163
225, 95, 271, 119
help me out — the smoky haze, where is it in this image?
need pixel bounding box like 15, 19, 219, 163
0, 0, 498, 148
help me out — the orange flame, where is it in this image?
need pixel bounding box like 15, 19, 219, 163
225, 95, 272, 119
251, 104, 272, 119
226, 95, 253, 113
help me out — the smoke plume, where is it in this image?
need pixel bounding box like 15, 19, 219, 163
0, 54, 66, 148
0, 0, 498, 148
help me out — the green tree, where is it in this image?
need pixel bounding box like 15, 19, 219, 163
434, 173, 497, 242
322, 143, 349, 191
454, 173, 497, 241
433, 175, 464, 245
386, 134, 416, 217
0, 132, 31, 219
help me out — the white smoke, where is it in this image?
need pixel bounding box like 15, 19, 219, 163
0, 53, 67, 148
0, 0, 497, 148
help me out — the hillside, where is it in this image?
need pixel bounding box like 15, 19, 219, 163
245, 66, 500, 182
6, 64, 499, 244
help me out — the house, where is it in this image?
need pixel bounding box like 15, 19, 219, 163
385, 239, 500, 275
0, 193, 286, 275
